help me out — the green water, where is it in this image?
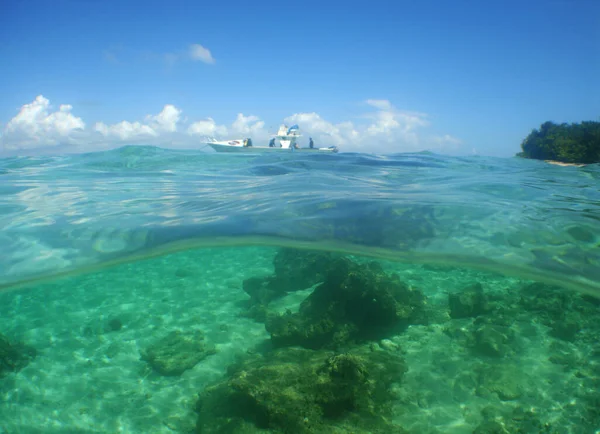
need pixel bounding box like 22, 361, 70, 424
1, 246, 598, 433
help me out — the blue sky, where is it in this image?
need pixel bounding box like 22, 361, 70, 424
0, 0, 598, 156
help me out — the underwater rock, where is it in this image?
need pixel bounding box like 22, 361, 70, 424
472, 420, 508, 434
0, 333, 37, 378
519, 282, 600, 342
444, 315, 516, 359
475, 363, 523, 401
448, 282, 489, 319
272, 248, 336, 291
195, 344, 408, 433
548, 340, 582, 369
322, 202, 437, 249
421, 264, 456, 272
549, 315, 581, 341
241, 248, 337, 320
141, 330, 216, 376
473, 323, 513, 358
475, 405, 553, 433
452, 370, 478, 402
519, 282, 572, 321
265, 257, 427, 349
242, 276, 279, 306
239, 302, 269, 322
104, 317, 123, 332
243, 248, 335, 303
443, 310, 517, 358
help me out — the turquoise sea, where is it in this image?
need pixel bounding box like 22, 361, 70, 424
1, 146, 599, 433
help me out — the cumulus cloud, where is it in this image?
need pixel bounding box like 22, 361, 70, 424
231, 114, 266, 136
1, 95, 464, 155
93, 104, 181, 142
94, 121, 157, 141
1, 95, 85, 150
145, 104, 182, 132
284, 100, 456, 154
187, 118, 228, 136
187, 113, 267, 140
189, 44, 215, 64
282, 112, 359, 148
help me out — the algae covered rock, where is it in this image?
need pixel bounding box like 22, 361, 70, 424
443, 316, 516, 359
271, 248, 336, 292
518, 282, 600, 342
265, 257, 427, 349
141, 329, 216, 376
195, 344, 408, 433
0, 333, 37, 377
448, 282, 489, 319
242, 248, 335, 306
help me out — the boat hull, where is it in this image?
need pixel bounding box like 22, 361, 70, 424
206, 142, 338, 153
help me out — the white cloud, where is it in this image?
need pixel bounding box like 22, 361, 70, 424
131, 43, 215, 67
283, 112, 359, 147
1, 95, 85, 150
187, 113, 267, 141
189, 44, 215, 64
145, 104, 182, 133
93, 104, 182, 142
187, 117, 228, 136
284, 100, 450, 154
366, 99, 393, 110
1, 95, 465, 155
231, 114, 265, 136
94, 121, 158, 141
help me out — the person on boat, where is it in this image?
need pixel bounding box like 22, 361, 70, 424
269, 138, 275, 147
244, 138, 253, 147
309, 137, 314, 149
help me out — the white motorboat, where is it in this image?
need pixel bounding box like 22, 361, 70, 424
204, 124, 339, 153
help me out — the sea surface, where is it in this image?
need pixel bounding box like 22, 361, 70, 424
0, 146, 599, 433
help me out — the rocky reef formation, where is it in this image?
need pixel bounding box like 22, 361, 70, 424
195, 343, 408, 433
265, 257, 427, 350
141, 329, 216, 376
195, 250, 429, 432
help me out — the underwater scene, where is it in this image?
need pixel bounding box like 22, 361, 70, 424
1, 147, 600, 433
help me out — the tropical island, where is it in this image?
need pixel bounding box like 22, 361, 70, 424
516, 120, 600, 165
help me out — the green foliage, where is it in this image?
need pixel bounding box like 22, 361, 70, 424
517, 120, 600, 164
